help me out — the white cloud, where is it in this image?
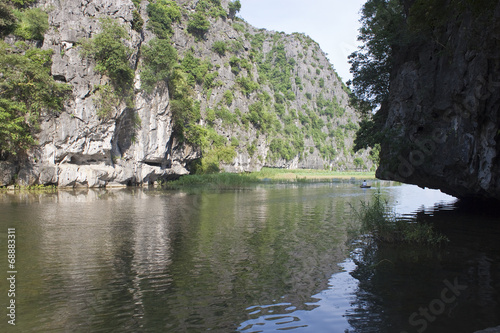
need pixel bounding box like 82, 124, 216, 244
239, 0, 366, 82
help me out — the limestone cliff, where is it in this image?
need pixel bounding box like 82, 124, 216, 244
1, 0, 368, 187
376, 0, 500, 200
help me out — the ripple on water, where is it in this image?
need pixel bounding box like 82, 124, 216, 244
238, 259, 358, 332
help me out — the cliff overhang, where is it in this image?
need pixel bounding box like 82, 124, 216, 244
376, 0, 500, 201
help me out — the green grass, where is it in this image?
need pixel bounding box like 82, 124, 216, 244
1, 184, 57, 192
252, 167, 376, 180
164, 172, 260, 189
350, 191, 448, 245
163, 168, 376, 188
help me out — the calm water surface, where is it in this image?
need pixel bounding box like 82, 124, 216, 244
0, 182, 499, 332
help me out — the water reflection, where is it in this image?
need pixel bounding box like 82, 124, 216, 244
346, 199, 500, 333
1, 184, 364, 332
239, 259, 359, 332
1, 184, 499, 332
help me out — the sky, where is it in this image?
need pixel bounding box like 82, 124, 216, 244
239, 0, 367, 82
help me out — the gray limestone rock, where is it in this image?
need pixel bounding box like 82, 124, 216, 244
1, 0, 368, 188
377, 1, 500, 200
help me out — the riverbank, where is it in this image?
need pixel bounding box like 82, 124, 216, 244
164, 168, 376, 188
252, 168, 376, 181
0, 169, 376, 190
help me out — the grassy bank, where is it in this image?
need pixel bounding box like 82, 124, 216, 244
164, 168, 376, 188
0, 184, 57, 192
164, 172, 261, 189
252, 168, 376, 180
350, 191, 448, 245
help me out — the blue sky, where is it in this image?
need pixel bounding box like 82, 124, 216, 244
239, 0, 366, 82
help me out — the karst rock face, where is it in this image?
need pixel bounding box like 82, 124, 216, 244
376, 1, 500, 201
1, 0, 368, 187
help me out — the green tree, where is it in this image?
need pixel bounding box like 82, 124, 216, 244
353, 157, 365, 169
223, 90, 233, 105
180, 51, 211, 86
187, 12, 210, 38
80, 19, 134, 97
0, 2, 17, 37
170, 98, 201, 139
0, 42, 71, 157
146, 0, 181, 39
228, 0, 241, 19
211, 40, 227, 56
9, 0, 37, 6
236, 76, 259, 96
131, 10, 143, 32
348, 0, 406, 112
348, 0, 407, 151
140, 38, 178, 93
195, 0, 227, 19
132, 0, 141, 8
12, 7, 48, 41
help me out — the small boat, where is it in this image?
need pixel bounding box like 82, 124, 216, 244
360, 185, 371, 188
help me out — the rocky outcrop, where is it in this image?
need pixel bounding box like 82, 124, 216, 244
377, 1, 500, 201
1, 0, 369, 187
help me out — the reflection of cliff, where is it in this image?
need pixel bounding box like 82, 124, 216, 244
167, 185, 354, 331
24, 191, 180, 331
347, 205, 500, 333
9, 185, 362, 331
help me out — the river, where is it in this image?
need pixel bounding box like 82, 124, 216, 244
0, 181, 499, 332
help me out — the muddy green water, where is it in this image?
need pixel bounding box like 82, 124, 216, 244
0, 182, 499, 332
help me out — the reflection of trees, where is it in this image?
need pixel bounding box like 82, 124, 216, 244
346, 203, 500, 333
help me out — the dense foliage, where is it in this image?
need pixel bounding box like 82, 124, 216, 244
0, 42, 71, 157
185, 0, 229, 39
211, 40, 227, 56
80, 19, 134, 114
8, 0, 37, 6
0, 2, 48, 40
0, 3, 70, 157
131, 10, 143, 32
146, 0, 181, 39
0, 2, 17, 37
195, 0, 227, 19
348, 0, 405, 113
187, 12, 210, 38
81, 19, 133, 94
12, 7, 48, 40
140, 38, 177, 93
348, 0, 408, 152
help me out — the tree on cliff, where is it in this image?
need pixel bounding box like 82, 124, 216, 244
228, 0, 241, 19
0, 2, 71, 159
0, 42, 71, 158
348, 0, 407, 151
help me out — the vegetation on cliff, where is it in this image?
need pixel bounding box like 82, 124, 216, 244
1, 0, 370, 185
0, 1, 71, 158
134, 0, 364, 173
80, 18, 135, 116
